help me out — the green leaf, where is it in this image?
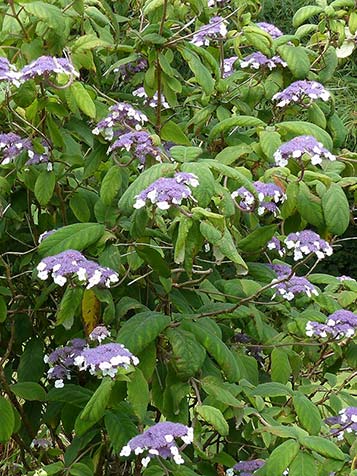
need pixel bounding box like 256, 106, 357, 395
322, 184, 350, 235
41, 462, 64, 475
117, 311, 171, 354
214, 145, 251, 165
179, 46, 215, 95
265, 440, 300, 476
72, 34, 111, 52
47, 385, 93, 407
239, 225, 277, 253
23, 2, 65, 30
69, 462, 93, 476
38, 223, 105, 256
100, 166, 122, 206
259, 131, 281, 160
10, 382, 46, 401
319, 47, 338, 82
299, 436, 346, 460
105, 406, 137, 454
161, 121, 191, 145
174, 217, 193, 264
182, 162, 216, 207
297, 182, 324, 228
289, 452, 317, 476
271, 348, 291, 384
196, 405, 229, 435
127, 369, 150, 422
0, 296, 7, 322
70, 82, 96, 119
201, 378, 242, 407
69, 192, 91, 223
293, 393, 321, 435
136, 245, 171, 278
56, 287, 83, 326
209, 115, 266, 141
17, 338, 45, 383
0, 397, 14, 442
182, 320, 240, 382
292, 6, 324, 28
277, 45, 310, 79
244, 26, 272, 56
166, 328, 206, 380
217, 228, 248, 274
277, 121, 333, 150
77, 378, 114, 434
34, 171, 56, 206
170, 146, 202, 163
118, 163, 176, 215
253, 382, 293, 397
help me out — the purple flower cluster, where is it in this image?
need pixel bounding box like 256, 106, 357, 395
107, 131, 160, 164
240, 52, 287, 70
274, 135, 335, 167
0, 133, 50, 168
21, 56, 78, 81
36, 250, 119, 288
115, 57, 148, 80
284, 230, 333, 261
191, 16, 228, 46
306, 310, 357, 339
256, 22, 283, 39
227, 459, 265, 476
270, 264, 318, 301
30, 438, 51, 450
134, 172, 199, 210
45, 338, 87, 388
0, 57, 21, 86
223, 56, 238, 78
120, 422, 193, 467
273, 80, 330, 107
133, 87, 170, 109
0, 55, 78, 86
74, 342, 139, 378
231, 181, 286, 216
89, 325, 111, 343
93, 103, 148, 140
326, 407, 357, 439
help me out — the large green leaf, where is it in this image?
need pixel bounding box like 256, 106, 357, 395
179, 46, 215, 95
17, 338, 44, 383
293, 393, 321, 435
23, 2, 65, 30
161, 121, 191, 145
299, 436, 346, 460
0, 397, 14, 443
253, 382, 293, 397
239, 225, 277, 253
56, 287, 83, 326
277, 121, 333, 150
117, 311, 171, 354
271, 348, 291, 384
166, 328, 206, 380
292, 5, 324, 28
201, 378, 242, 407
38, 223, 105, 256
265, 439, 300, 476
100, 166, 122, 206
216, 228, 248, 274
47, 385, 93, 407
70, 82, 96, 119
182, 321, 240, 382
196, 405, 229, 435
105, 405, 137, 454
10, 382, 46, 401
277, 45, 310, 79
209, 115, 266, 140
34, 171, 56, 206
289, 452, 317, 476
127, 369, 149, 422
297, 182, 324, 228
322, 183, 350, 235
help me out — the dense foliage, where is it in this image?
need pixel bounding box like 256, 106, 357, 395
1, 0, 357, 475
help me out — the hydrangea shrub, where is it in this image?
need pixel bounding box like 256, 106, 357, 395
0, 0, 357, 475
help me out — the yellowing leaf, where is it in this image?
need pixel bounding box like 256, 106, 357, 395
82, 289, 101, 335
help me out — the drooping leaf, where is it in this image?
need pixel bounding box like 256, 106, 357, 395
195, 405, 229, 435
34, 171, 56, 206
70, 82, 96, 119
299, 436, 346, 460
127, 369, 150, 422
167, 328, 206, 380
289, 452, 317, 476
82, 289, 100, 335
277, 45, 310, 79
265, 439, 300, 476
271, 348, 292, 384
100, 166, 122, 206
105, 405, 137, 454
322, 183, 350, 235
10, 382, 46, 401
292, 5, 324, 28
209, 116, 266, 140
293, 393, 322, 435
0, 397, 15, 443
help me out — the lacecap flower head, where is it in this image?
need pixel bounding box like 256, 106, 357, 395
256, 22, 283, 39
115, 57, 148, 80
326, 407, 357, 440
133, 87, 170, 109
92, 102, 148, 140
120, 422, 193, 467
0, 57, 21, 85
227, 458, 265, 476
191, 16, 228, 46
36, 249, 119, 288
306, 310, 357, 339
107, 131, 160, 165
74, 343, 139, 378
231, 181, 286, 215
89, 325, 111, 343
273, 80, 330, 108
274, 135, 335, 167
223, 57, 238, 78
284, 230, 333, 261
240, 52, 286, 71
20, 56, 78, 81
134, 172, 199, 210
270, 264, 318, 301
0, 132, 50, 168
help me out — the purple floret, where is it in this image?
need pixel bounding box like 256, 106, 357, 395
223, 56, 238, 78
115, 57, 148, 80
269, 263, 318, 301
326, 407, 357, 439
274, 135, 335, 167
231, 181, 286, 215
120, 422, 193, 467
273, 80, 330, 107
0, 57, 21, 85
306, 310, 357, 339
